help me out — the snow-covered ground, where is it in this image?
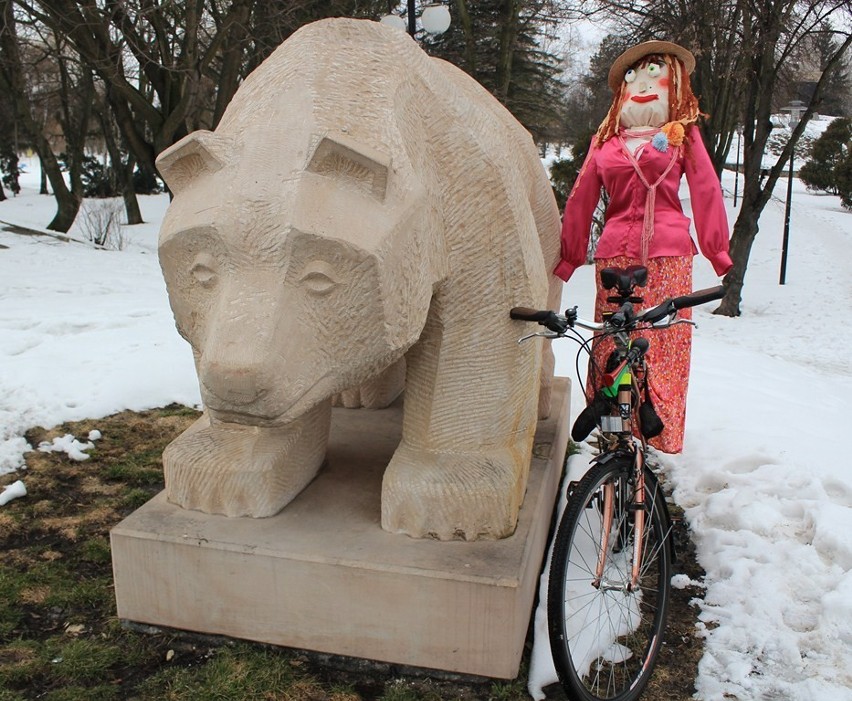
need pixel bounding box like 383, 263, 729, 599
1, 160, 850, 700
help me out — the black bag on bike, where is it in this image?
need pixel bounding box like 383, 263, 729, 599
639, 377, 664, 439
571, 392, 610, 442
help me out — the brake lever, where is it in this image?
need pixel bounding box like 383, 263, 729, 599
646, 317, 697, 329
648, 313, 676, 328
517, 331, 563, 344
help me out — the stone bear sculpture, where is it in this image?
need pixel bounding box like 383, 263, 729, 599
155, 18, 561, 540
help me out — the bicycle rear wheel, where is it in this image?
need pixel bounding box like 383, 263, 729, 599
547, 458, 672, 701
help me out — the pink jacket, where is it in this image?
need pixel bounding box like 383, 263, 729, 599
553, 126, 733, 281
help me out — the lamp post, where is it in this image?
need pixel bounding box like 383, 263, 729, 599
779, 100, 805, 286
380, 1, 451, 37
733, 125, 741, 208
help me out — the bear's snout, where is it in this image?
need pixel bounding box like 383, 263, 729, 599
199, 356, 271, 410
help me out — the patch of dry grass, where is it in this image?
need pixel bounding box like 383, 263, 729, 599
1, 409, 704, 700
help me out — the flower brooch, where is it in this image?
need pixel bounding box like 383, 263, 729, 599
652, 122, 686, 152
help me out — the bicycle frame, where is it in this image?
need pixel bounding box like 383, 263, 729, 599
590, 365, 649, 593
511, 269, 725, 700
562, 294, 653, 591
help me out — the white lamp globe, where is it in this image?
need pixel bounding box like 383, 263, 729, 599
379, 14, 407, 31
421, 4, 451, 34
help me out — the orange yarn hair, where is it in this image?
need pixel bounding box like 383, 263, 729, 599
595, 54, 702, 146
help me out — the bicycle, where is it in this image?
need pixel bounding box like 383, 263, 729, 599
510, 265, 725, 701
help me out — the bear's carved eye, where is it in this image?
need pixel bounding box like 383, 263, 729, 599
299, 260, 339, 296
190, 252, 219, 288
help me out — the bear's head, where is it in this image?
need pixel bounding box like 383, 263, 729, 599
157, 122, 441, 427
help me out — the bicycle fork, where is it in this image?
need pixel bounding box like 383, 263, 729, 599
630, 451, 646, 592
592, 450, 646, 593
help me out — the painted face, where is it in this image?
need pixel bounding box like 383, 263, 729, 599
619, 59, 671, 128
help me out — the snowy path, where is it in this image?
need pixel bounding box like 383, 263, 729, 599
532, 174, 852, 700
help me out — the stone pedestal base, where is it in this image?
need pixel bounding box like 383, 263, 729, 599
111, 378, 570, 679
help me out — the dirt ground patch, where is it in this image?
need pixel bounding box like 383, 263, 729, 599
0, 408, 706, 700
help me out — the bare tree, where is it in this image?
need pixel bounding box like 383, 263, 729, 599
16, 0, 244, 181
717, 0, 851, 315
579, 0, 851, 315
571, 0, 747, 172
52, 30, 95, 216
0, 0, 79, 231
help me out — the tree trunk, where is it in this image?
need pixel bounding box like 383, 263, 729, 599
211, 0, 252, 128
495, 0, 521, 103
0, 0, 79, 231
56, 47, 93, 209
39, 132, 80, 232
95, 89, 143, 225
107, 90, 159, 185
452, 0, 477, 73
38, 155, 47, 194
46, 185, 80, 232
715, 198, 760, 316
121, 167, 143, 225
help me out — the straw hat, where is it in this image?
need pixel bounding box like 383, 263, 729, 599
608, 40, 695, 92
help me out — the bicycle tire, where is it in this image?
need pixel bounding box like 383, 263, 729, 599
547, 458, 672, 701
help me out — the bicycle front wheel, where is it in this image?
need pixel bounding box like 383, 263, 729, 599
547, 458, 672, 701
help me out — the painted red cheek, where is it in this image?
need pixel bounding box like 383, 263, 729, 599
658, 77, 671, 88
621, 92, 631, 103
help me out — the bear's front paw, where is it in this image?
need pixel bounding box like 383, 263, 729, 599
163, 404, 331, 518
381, 443, 528, 540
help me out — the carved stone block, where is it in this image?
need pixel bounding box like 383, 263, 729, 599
156, 18, 560, 539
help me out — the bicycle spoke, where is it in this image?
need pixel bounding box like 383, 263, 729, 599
549, 462, 671, 701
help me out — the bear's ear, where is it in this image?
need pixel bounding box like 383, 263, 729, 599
156, 131, 231, 195
307, 135, 390, 201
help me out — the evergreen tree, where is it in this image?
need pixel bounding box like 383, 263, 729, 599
548, 130, 607, 261
426, 0, 570, 143
836, 150, 852, 210
798, 117, 851, 195
791, 24, 852, 118
560, 35, 632, 146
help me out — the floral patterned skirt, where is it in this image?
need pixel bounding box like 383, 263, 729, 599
586, 256, 693, 454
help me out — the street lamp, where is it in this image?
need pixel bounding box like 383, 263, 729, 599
733, 125, 742, 208
779, 100, 806, 286
380, 1, 451, 38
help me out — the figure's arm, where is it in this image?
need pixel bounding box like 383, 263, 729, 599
553, 139, 603, 282
684, 127, 733, 277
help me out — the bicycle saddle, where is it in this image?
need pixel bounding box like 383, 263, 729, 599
600, 265, 648, 293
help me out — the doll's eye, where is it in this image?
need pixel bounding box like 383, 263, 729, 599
647, 63, 662, 77
624, 69, 637, 83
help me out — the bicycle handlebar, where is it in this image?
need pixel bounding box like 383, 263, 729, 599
673, 285, 727, 310
509, 307, 553, 323
607, 301, 635, 329
510, 306, 572, 333
639, 285, 726, 324
510, 284, 725, 334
